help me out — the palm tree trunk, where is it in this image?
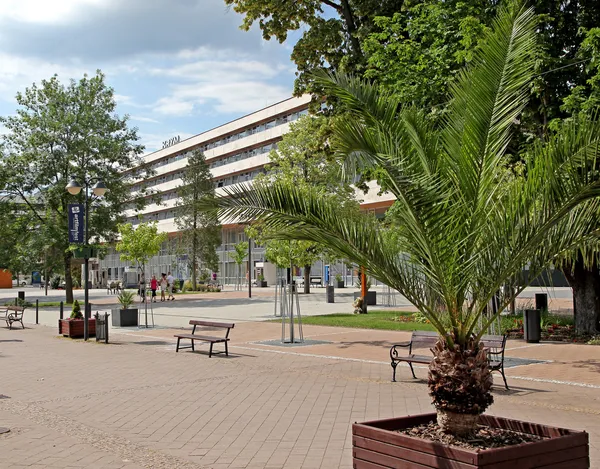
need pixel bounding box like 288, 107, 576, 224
303, 265, 311, 294
429, 337, 493, 436
563, 255, 600, 335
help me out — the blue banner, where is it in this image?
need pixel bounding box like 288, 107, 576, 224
68, 203, 84, 244
31, 271, 42, 284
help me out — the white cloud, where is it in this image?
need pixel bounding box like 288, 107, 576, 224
150, 52, 293, 116
0, 52, 93, 102
0, 0, 107, 25
130, 115, 160, 124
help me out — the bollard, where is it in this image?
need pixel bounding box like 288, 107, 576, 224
36, 299, 39, 324
59, 301, 64, 320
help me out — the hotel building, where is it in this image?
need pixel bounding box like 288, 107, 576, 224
96, 96, 394, 287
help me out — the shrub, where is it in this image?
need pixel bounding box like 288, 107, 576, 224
117, 290, 135, 310
70, 300, 83, 319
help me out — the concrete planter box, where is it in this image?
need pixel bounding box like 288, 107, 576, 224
353, 413, 589, 468
353, 291, 377, 305
111, 308, 138, 327
258, 280, 268, 287
336, 280, 345, 288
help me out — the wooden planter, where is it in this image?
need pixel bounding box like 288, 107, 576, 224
353, 413, 589, 468
58, 319, 96, 338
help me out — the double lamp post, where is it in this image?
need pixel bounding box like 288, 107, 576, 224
66, 178, 107, 341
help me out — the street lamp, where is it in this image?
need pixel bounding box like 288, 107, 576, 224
65, 177, 108, 340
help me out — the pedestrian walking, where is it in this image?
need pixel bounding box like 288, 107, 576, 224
160, 273, 167, 302
150, 275, 158, 302
167, 271, 175, 301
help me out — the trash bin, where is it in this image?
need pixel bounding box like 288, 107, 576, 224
326, 285, 334, 303
524, 309, 541, 343
18, 291, 25, 301
535, 293, 548, 312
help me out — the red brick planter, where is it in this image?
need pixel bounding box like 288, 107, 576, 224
58, 319, 96, 338
353, 413, 589, 468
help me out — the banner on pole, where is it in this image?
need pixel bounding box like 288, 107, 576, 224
68, 203, 84, 244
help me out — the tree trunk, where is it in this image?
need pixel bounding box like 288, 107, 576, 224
64, 252, 73, 304
192, 234, 198, 291
304, 265, 311, 294
562, 256, 600, 335
338, 0, 363, 62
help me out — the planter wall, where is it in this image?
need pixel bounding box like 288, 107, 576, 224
353, 413, 589, 468
353, 291, 377, 305
58, 318, 96, 338
111, 308, 138, 327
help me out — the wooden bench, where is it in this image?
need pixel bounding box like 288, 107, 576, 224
309, 276, 322, 287
174, 320, 234, 357
390, 330, 508, 389
2, 306, 25, 330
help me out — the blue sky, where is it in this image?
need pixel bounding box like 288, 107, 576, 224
0, 0, 301, 153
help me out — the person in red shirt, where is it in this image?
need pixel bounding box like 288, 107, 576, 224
150, 275, 158, 302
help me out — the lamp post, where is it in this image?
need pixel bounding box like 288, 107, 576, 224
66, 179, 107, 341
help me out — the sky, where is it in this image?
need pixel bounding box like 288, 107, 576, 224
0, 0, 299, 153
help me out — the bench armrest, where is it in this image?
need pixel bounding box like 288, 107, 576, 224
390, 342, 411, 360
391, 342, 411, 348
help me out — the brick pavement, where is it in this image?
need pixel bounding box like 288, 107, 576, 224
1, 321, 599, 468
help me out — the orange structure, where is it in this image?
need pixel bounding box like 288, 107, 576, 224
0, 269, 12, 289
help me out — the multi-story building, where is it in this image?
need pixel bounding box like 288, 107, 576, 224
97, 95, 394, 287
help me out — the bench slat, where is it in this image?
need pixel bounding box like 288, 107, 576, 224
174, 334, 228, 342
189, 320, 234, 329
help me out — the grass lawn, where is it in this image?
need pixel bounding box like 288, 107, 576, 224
298, 310, 436, 331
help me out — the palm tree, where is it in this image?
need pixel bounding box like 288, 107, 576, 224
212, 2, 600, 435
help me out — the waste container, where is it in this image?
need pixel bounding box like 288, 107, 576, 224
524, 309, 541, 343
18, 291, 25, 302
535, 293, 548, 312
326, 285, 334, 303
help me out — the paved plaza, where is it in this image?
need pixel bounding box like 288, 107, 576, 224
1, 288, 598, 468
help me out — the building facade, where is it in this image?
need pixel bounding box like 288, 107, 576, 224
96, 95, 394, 287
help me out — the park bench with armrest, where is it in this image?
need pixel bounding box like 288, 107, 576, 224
390, 330, 508, 389
2, 306, 25, 329
174, 320, 234, 357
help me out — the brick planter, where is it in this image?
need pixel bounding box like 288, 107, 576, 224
353, 413, 589, 468
58, 319, 96, 338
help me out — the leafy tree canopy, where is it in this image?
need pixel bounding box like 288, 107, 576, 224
116, 222, 168, 269
176, 150, 221, 287
0, 71, 150, 302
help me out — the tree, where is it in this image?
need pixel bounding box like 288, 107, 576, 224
0, 71, 151, 304
176, 150, 221, 290
223, 0, 401, 94
250, 115, 356, 293
363, 0, 495, 110
228, 241, 248, 291
211, 3, 600, 434
115, 222, 167, 276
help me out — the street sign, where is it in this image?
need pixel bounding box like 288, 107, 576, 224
68, 203, 85, 244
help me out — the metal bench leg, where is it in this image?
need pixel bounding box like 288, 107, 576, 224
391, 361, 398, 382
20, 319, 24, 329
191, 339, 195, 352
408, 363, 417, 379
500, 366, 509, 390
176, 337, 181, 352
209, 342, 214, 358
225, 341, 228, 356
